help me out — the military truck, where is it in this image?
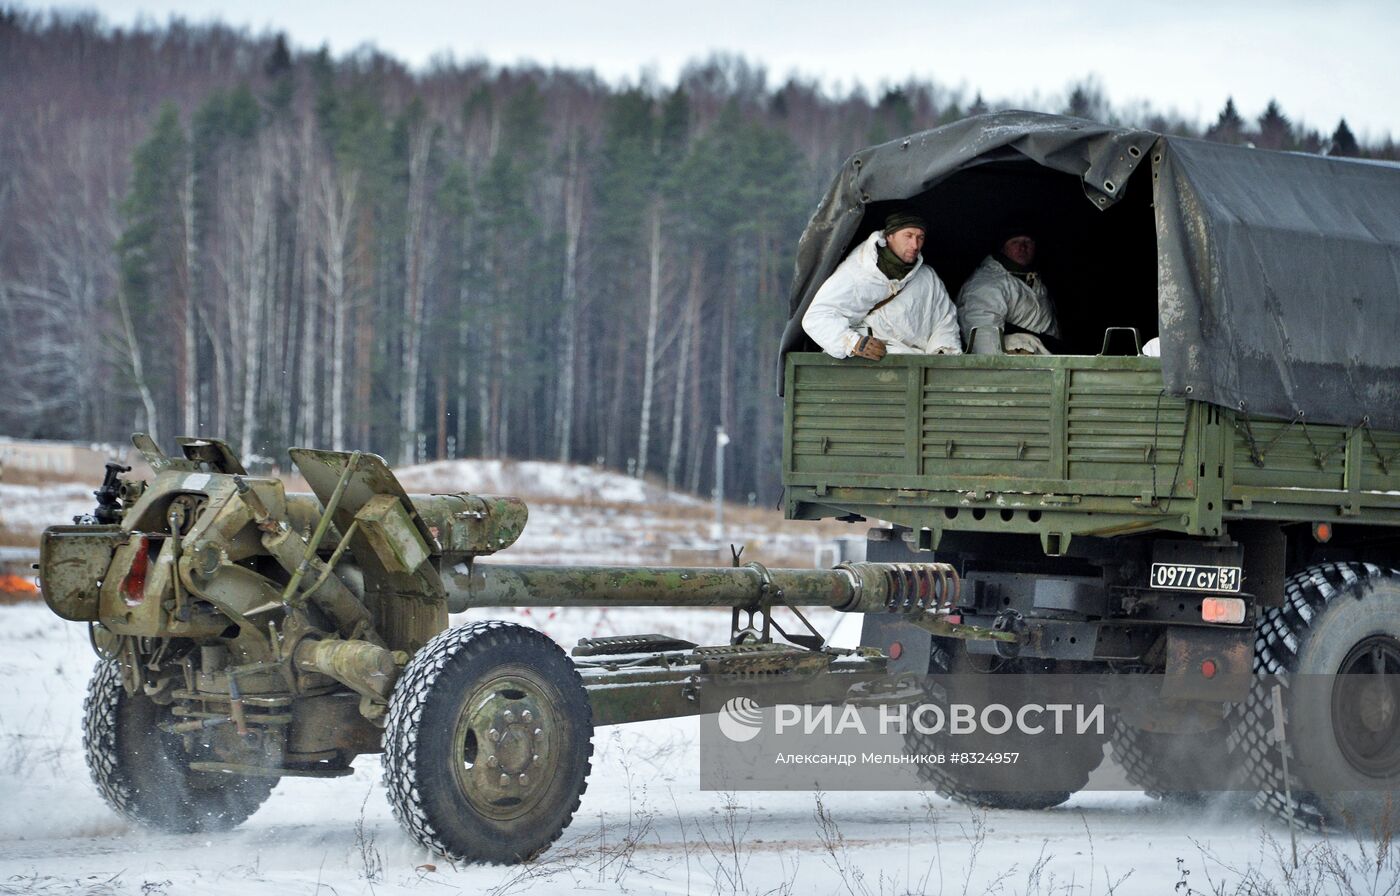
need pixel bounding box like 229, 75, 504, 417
780, 111, 1400, 827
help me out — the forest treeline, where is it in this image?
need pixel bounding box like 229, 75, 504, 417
1, 9, 1394, 502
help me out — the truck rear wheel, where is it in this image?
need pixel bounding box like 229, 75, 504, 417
1228, 562, 1400, 831
383, 621, 593, 864
83, 660, 276, 832
905, 638, 1107, 810
1108, 713, 1240, 802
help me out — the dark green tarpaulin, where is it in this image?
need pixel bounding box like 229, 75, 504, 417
780, 111, 1400, 430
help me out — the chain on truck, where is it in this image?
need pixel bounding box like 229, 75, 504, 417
36, 111, 1400, 863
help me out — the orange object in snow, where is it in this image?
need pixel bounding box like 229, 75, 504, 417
0, 574, 38, 595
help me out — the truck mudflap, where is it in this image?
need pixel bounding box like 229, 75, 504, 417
38, 525, 126, 621
1162, 625, 1252, 702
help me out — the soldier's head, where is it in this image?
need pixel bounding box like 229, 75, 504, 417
1000, 233, 1036, 268
882, 210, 926, 264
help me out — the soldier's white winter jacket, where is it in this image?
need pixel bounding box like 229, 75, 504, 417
801, 231, 962, 358
957, 255, 1059, 351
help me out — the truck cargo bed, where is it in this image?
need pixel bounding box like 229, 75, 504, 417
783, 354, 1400, 551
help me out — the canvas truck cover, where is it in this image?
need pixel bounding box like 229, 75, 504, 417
780, 111, 1400, 431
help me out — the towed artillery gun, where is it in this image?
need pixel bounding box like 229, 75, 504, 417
40, 435, 964, 863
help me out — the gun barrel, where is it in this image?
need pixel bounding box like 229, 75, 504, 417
444, 561, 958, 615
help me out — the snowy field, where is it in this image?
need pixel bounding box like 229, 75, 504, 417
0, 460, 1396, 894
2, 603, 1394, 896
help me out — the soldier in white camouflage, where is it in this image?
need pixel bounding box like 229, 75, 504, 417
958, 228, 1063, 354
802, 210, 962, 360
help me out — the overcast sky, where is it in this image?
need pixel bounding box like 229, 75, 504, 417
38, 0, 1400, 139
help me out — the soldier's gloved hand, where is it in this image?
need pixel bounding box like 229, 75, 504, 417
1004, 333, 1050, 355
930, 344, 962, 355
850, 335, 887, 360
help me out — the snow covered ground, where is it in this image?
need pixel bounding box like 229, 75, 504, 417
0, 461, 1395, 894
2, 601, 1394, 896
0, 481, 96, 541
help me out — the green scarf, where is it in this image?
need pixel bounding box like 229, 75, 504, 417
876, 243, 915, 280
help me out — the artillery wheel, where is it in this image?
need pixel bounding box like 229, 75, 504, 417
83, 660, 276, 832
904, 638, 1107, 810
383, 621, 593, 864
1227, 562, 1400, 832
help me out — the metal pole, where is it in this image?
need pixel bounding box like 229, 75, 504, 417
1270, 684, 1298, 868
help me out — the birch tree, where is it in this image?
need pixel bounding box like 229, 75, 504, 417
236, 145, 276, 460
556, 129, 585, 463
398, 110, 437, 463
316, 164, 358, 450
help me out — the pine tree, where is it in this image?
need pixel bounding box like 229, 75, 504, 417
1329, 119, 1360, 157
1205, 97, 1246, 144
589, 88, 657, 467
1256, 100, 1293, 150
870, 87, 915, 143
263, 34, 294, 113
115, 102, 192, 444
1065, 80, 1106, 121
471, 81, 556, 458
265, 34, 292, 78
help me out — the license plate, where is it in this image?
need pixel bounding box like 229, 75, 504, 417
1150, 563, 1242, 593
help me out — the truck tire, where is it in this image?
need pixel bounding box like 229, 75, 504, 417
904, 638, 1107, 810
83, 660, 276, 832
383, 621, 593, 864
1227, 562, 1400, 831
1108, 713, 1240, 802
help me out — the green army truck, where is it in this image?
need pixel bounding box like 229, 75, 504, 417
781, 111, 1400, 827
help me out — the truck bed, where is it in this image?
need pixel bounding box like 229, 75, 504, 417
783, 354, 1400, 552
